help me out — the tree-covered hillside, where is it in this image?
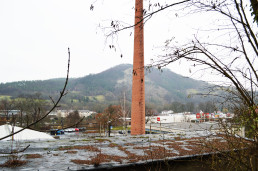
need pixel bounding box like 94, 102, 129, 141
0, 64, 211, 110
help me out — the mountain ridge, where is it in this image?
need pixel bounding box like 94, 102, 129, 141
0, 64, 210, 108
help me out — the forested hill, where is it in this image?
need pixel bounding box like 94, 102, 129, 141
0, 64, 210, 107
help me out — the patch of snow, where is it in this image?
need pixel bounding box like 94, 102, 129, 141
180, 145, 192, 151
126, 147, 146, 156
171, 150, 180, 155
101, 147, 128, 157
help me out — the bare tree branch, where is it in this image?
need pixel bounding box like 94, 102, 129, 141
0, 145, 30, 155
106, 0, 191, 37
0, 48, 71, 141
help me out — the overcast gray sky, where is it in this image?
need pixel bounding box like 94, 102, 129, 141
0, 0, 216, 83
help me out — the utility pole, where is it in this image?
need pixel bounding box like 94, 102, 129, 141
123, 91, 126, 136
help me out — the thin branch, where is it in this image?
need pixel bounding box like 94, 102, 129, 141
0, 48, 71, 141
107, 0, 191, 36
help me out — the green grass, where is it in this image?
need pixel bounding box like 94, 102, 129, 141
112, 126, 124, 130
94, 138, 111, 142
95, 95, 105, 101
186, 89, 198, 94
80, 139, 90, 142
87, 95, 105, 102
13, 97, 26, 101
112, 126, 131, 131
71, 99, 79, 103
0, 95, 12, 100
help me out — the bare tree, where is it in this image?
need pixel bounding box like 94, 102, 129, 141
65, 110, 81, 127
13, 98, 28, 127
0, 98, 14, 121
104, 105, 123, 137
148, 0, 257, 135
145, 0, 258, 170
95, 112, 108, 136
91, 0, 257, 169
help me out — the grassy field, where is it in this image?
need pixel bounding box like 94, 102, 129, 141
112, 126, 131, 130
87, 95, 105, 102
0, 95, 12, 100
186, 89, 198, 94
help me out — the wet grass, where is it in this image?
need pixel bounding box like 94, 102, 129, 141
0, 159, 27, 168
69, 136, 249, 168
58, 145, 100, 152
26, 154, 42, 159
131, 136, 149, 139
71, 153, 124, 166
80, 139, 90, 142
108, 143, 118, 147
1, 132, 251, 170
94, 138, 112, 143
65, 150, 78, 154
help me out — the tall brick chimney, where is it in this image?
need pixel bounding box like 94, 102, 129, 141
131, 0, 145, 135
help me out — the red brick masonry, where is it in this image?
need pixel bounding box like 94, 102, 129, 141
131, 0, 145, 135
